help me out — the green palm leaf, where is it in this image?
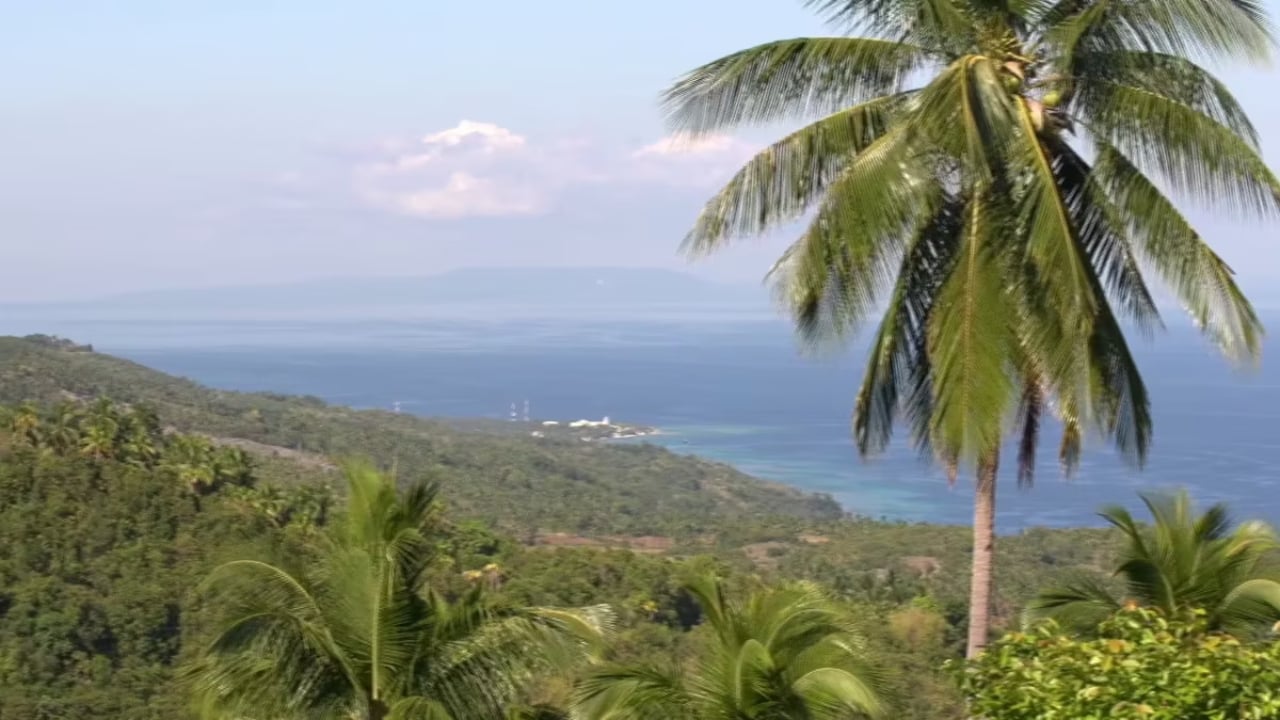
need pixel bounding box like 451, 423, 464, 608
574, 576, 884, 719
1091, 143, 1264, 361
683, 92, 912, 254
1043, 0, 1273, 64
804, 0, 978, 50
188, 465, 610, 720
1030, 491, 1280, 635
1079, 80, 1280, 216
853, 195, 964, 456
663, 37, 926, 132
927, 192, 1016, 464
1065, 50, 1259, 145
768, 122, 939, 343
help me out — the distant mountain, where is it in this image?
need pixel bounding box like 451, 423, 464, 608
27, 267, 772, 312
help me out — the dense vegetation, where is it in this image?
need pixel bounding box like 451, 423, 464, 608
0, 434, 271, 718
0, 335, 840, 535
960, 608, 1280, 719
2, 382, 1278, 715
2, 335, 1277, 718
189, 465, 614, 720
0, 339, 1147, 718
666, 0, 1275, 657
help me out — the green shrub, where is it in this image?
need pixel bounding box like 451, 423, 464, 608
957, 607, 1280, 719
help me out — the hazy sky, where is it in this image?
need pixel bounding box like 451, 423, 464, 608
3, 1, 1279, 302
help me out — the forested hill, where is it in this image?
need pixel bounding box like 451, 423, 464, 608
0, 335, 841, 534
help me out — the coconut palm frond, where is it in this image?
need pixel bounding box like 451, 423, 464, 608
189, 466, 607, 720
853, 195, 964, 457
575, 576, 884, 719
663, 37, 927, 133
682, 92, 914, 254
767, 122, 939, 345
1091, 143, 1264, 363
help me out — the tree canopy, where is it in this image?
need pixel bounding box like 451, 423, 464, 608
187, 463, 614, 720
573, 575, 884, 719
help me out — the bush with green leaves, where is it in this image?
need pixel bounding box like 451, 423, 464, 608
957, 607, 1280, 719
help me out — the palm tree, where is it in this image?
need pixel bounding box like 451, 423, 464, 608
118, 406, 163, 467
188, 463, 613, 720
79, 398, 121, 460
8, 402, 43, 447
572, 575, 884, 719
163, 434, 218, 497
1027, 490, 1280, 637
665, 0, 1277, 656
212, 446, 255, 488
45, 402, 83, 455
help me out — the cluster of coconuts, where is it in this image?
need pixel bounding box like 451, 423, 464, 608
1000, 60, 1070, 132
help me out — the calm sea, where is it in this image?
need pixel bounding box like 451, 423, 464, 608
8, 310, 1280, 531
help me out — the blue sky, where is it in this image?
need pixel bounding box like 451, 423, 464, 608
2, 1, 1278, 303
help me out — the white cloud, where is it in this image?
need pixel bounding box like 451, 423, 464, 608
421, 120, 526, 152
354, 120, 547, 219
342, 121, 759, 220
632, 132, 739, 158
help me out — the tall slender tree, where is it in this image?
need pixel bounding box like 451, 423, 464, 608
188, 463, 612, 720
664, 0, 1277, 655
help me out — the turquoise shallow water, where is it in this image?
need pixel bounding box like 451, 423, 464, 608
5, 312, 1279, 530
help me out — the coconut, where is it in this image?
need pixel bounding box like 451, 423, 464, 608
1026, 99, 1045, 131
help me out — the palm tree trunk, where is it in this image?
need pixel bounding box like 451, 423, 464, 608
965, 449, 998, 659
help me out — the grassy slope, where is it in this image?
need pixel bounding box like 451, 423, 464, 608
0, 336, 841, 535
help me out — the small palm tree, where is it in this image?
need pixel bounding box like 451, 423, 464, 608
45, 402, 83, 455
212, 446, 255, 488
665, 0, 1277, 656
163, 435, 221, 498
118, 406, 163, 467
79, 418, 119, 460
1027, 490, 1280, 637
573, 575, 884, 719
188, 463, 613, 720
9, 402, 43, 447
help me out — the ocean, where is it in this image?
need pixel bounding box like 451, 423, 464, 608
8, 310, 1280, 531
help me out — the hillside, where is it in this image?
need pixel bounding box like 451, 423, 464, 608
0, 335, 840, 535
0, 334, 1134, 719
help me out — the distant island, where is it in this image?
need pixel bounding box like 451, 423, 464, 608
4, 267, 775, 317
